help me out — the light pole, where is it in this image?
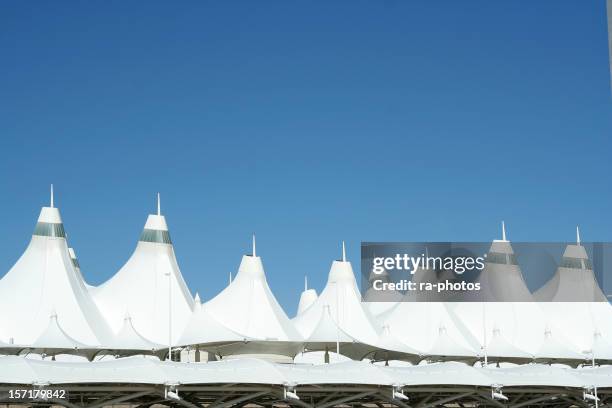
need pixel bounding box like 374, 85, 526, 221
593, 350, 599, 408
335, 282, 340, 361
166, 270, 172, 361
482, 302, 488, 367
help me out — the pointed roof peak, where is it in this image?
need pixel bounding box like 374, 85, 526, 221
37, 206, 63, 225
194, 292, 201, 304
252, 233, 257, 257
50, 184, 54, 208
502, 221, 507, 241
341, 241, 347, 262
576, 225, 581, 245
141, 192, 168, 232
304, 275, 308, 291
229, 271, 233, 285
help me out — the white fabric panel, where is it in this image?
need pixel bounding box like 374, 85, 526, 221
205, 255, 301, 341
0, 207, 112, 345
0, 356, 611, 388
92, 214, 194, 345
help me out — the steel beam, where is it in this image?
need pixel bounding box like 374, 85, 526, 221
316, 391, 377, 408
510, 393, 564, 408
87, 390, 153, 408
208, 390, 269, 408
418, 392, 474, 408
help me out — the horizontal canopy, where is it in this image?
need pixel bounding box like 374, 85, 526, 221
0, 356, 610, 389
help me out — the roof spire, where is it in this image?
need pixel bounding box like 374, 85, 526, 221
229, 271, 232, 284
157, 192, 161, 216
305, 275, 308, 291
252, 233, 257, 257
502, 221, 507, 241
342, 241, 347, 262
50, 184, 54, 208
577, 225, 581, 245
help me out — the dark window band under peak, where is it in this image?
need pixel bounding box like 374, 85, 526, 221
33, 222, 66, 238
139, 228, 172, 244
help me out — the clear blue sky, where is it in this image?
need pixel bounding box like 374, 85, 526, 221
1, 1, 611, 313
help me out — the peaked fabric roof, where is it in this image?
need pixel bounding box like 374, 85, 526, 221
304, 306, 357, 344
363, 269, 402, 316
177, 299, 249, 346
68, 247, 93, 290
296, 288, 318, 315
377, 301, 481, 358
92, 210, 194, 345
449, 235, 582, 360
103, 315, 166, 353
537, 302, 612, 357
485, 327, 533, 360
1, 198, 611, 365
293, 256, 380, 346
0, 205, 112, 345
30, 313, 96, 359
375, 235, 539, 359
475, 239, 534, 302
448, 302, 548, 358
296, 277, 318, 316
534, 327, 586, 362
535, 242, 607, 302
535, 241, 612, 355
205, 251, 301, 341
32, 313, 91, 349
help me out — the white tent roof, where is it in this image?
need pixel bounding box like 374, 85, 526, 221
535, 238, 612, 354
1, 196, 611, 365
0, 202, 112, 345
68, 247, 93, 290
535, 239, 607, 302
534, 327, 586, 362
363, 269, 402, 316
304, 306, 358, 344
447, 232, 582, 361
205, 238, 301, 341
375, 324, 423, 357
485, 327, 533, 360
177, 298, 249, 346
104, 314, 166, 353
578, 365, 612, 388
448, 302, 547, 358
32, 312, 91, 349
592, 330, 612, 360
474, 226, 533, 302
538, 302, 612, 356
92, 201, 194, 345
296, 277, 318, 316
0, 356, 609, 389
377, 302, 481, 358
407, 262, 444, 302
30, 312, 94, 357
292, 248, 381, 346
297, 288, 318, 315
485, 363, 585, 388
